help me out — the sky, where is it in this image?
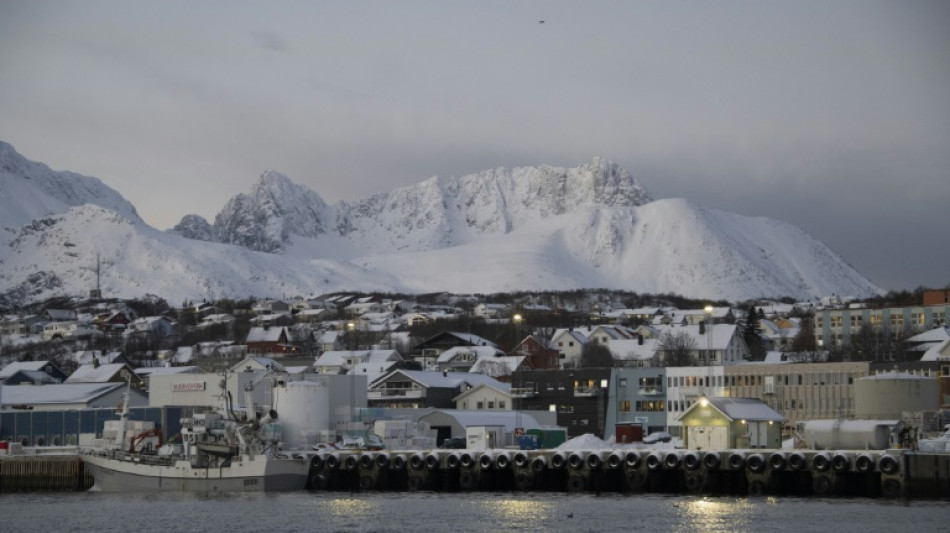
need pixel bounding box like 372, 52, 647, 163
0, 0, 947, 292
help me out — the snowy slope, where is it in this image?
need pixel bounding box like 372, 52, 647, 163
356, 200, 879, 300
0, 141, 882, 305
0, 205, 400, 306
0, 141, 140, 228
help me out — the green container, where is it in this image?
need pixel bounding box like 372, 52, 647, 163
527, 428, 567, 449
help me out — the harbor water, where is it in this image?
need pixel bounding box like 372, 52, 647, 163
0, 492, 947, 532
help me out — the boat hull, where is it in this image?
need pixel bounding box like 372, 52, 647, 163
81, 453, 309, 492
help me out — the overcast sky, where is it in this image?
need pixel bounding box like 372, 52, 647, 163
1, 1, 947, 292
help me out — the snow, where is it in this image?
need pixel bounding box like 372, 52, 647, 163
556, 433, 683, 450
0, 142, 883, 305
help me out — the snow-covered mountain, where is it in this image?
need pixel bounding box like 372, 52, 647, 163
0, 141, 140, 228
0, 141, 882, 305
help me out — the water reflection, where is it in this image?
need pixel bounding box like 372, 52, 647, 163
325, 496, 378, 520
481, 498, 556, 522
675, 497, 771, 533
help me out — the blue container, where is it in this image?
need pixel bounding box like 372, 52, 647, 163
517, 434, 540, 450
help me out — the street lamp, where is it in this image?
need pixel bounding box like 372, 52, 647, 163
513, 314, 523, 348
347, 321, 356, 350
703, 305, 713, 365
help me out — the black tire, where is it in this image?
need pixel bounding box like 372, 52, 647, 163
567, 475, 586, 492
880, 455, 900, 475
685, 475, 705, 493
881, 478, 902, 498
515, 471, 533, 491
359, 475, 376, 491
748, 480, 766, 496
769, 454, 786, 471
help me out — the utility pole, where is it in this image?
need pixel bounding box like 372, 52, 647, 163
81, 253, 108, 300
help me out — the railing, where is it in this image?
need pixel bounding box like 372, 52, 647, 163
638, 387, 664, 396
510, 387, 538, 398
367, 387, 425, 400
574, 386, 600, 397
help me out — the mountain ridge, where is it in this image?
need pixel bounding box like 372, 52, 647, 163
0, 141, 882, 305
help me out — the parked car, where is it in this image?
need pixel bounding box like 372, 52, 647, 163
439, 437, 466, 449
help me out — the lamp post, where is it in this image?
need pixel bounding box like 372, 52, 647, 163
513, 313, 523, 349
347, 321, 356, 350
703, 305, 713, 366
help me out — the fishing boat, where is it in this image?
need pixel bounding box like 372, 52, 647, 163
80, 374, 310, 492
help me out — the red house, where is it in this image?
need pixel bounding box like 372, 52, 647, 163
510, 335, 560, 369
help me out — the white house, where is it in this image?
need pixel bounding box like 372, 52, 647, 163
550, 328, 589, 368
453, 383, 513, 411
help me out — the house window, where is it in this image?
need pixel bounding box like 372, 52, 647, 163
476, 401, 484, 409
488, 401, 495, 409
499, 401, 506, 409
549, 404, 557, 412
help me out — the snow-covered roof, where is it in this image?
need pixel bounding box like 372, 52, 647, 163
0, 383, 126, 406
906, 327, 950, 344
445, 331, 498, 348
656, 324, 739, 350
0, 360, 54, 379
135, 366, 204, 377
11, 370, 61, 384
608, 338, 660, 361
921, 338, 950, 362
423, 409, 541, 433
437, 345, 505, 363
703, 397, 785, 422
371, 370, 505, 390
551, 328, 589, 344
72, 350, 124, 366
65, 363, 130, 383
468, 356, 526, 377
349, 361, 398, 383
452, 382, 512, 402
245, 326, 288, 343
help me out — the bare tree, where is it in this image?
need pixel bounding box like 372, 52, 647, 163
658, 330, 697, 367
579, 342, 615, 368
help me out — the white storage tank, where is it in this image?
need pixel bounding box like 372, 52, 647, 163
803, 419, 900, 450
272, 379, 330, 450
854, 371, 938, 419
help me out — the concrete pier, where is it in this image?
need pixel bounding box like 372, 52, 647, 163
307, 448, 950, 499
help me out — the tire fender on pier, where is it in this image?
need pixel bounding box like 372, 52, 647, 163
683, 451, 701, 471
832, 453, 851, 473
812, 452, 831, 472
855, 453, 875, 473
531, 456, 547, 473
702, 451, 721, 470
746, 453, 766, 474
879, 454, 900, 475
768, 452, 787, 471
787, 451, 806, 471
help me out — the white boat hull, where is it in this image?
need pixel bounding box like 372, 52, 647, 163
81, 453, 309, 492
